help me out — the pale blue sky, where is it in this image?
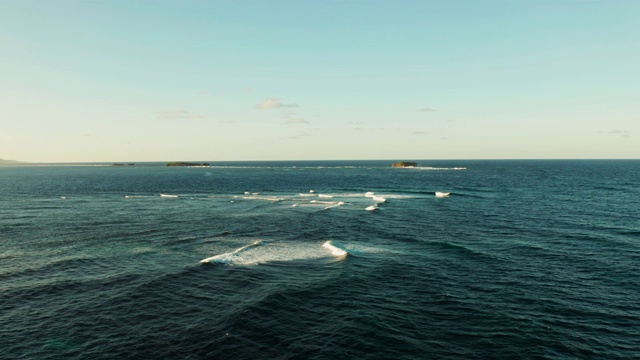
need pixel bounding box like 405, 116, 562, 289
1, 0, 638, 162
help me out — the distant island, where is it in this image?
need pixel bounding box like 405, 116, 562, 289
392, 162, 418, 167
166, 162, 210, 167
112, 163, 135, 166
0, 157, 23, 165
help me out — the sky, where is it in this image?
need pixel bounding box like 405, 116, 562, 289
1, 0, 638, 162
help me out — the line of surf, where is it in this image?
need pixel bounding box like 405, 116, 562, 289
200, 240, 264, 263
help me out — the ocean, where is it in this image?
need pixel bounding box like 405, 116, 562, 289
1, 160, 638, 359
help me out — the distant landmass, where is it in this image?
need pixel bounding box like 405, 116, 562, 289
166, 162, 210, 167
392, 161, 418, 167
0, 158, 23, 165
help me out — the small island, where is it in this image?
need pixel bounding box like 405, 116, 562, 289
166, 162, 210, 167
0, 157, 24, 165
392, 162, 418, 167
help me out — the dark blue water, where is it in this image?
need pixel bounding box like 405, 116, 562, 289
1, 160, 639, 359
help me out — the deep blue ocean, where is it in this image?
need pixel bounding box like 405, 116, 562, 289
1, 160, 639, 359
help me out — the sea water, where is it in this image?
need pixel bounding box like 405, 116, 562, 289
1, 160, 639, 359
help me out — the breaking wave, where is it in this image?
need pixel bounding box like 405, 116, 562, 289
200, 240, 350, 266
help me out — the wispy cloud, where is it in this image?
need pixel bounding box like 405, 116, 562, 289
242, 87, 254, 93
418, 107, 436, 112
255, 98, 299, 109
599, 129, 631, 137
283, 112, 308, 124
156, 109, 205, 120
413, 131, 426, 135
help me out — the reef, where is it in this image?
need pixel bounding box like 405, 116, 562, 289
392, 162, 418, 167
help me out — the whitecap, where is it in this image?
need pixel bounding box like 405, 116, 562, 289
200, 240, 264, 264
201, 240, 345, 265
324, 201, 345, 210
322, 241, 348, 257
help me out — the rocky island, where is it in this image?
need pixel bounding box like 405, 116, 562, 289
392, 162, 418, 167
166, 162, 210, 167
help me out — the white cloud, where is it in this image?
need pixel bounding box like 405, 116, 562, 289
255, 98, 299, 109
283, 112, 308, 124
418, 107, 436, 112
599, 129, 631, 137
156, 109, 205, 120
413, 131, 426, 135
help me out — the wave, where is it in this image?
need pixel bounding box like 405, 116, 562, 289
239, 195, 284, 202
412, 166, 467, 171
322, 241, 382, 256
318, 194, 333, 198
323, 201, 345, 210
365, 204, 378, 211
322, 241, 348, 257
435, 192, 451, 198
200, 240, 349, 266
372, 196, 386, 203
200, 240, 265, 264
159, 194, 179, 198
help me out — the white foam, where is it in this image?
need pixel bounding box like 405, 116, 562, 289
200, 240, 264, 264
413, 167, 467, 171
309, 189, 315, 193
435, 191, 451, 198
324, 241, 385, 257
365, 191, 375, 197
378, 194, 413, 199
322, 241, 348, 257
365, 204, 378, 211
310, 200, 335, 204
240, 196, 283, 202
324, 201, 345, 210
372, 196, 386, 203
201, 240, 344, 265
318, 194, 333, 198
160, 194, 179, 198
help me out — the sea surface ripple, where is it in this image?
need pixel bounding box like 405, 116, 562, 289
1, 160, 639, 359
